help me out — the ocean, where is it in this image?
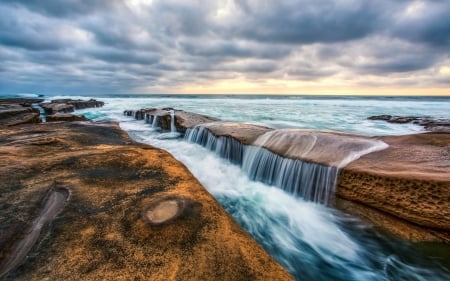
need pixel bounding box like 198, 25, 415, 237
8, 93, 450, 280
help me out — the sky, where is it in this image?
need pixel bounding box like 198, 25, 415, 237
0, 0, 449, 96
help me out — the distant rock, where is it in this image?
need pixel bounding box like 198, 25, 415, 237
0, 99, 41, 127
41, 99, 104, 115
124, 108, 219, 133
0, 98, 104, 127
46, 113, 88, 122
368, 114, 450, 132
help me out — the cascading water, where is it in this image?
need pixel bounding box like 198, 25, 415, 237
170, 110, 176, 133
185, 126, 243, 164
185, 126, 357, 204
157, 111, 181, 139
151, 115, 159, 129
242, 146, 338, 204
73, 96, 450, 281
31, 103, 47, 122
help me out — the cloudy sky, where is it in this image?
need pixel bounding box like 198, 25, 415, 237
0, 0, 449, 95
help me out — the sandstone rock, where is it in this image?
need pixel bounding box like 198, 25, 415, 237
0, 122, 292, 281
46, 113, 88, 122
200, 122, 273, 145
50, 99, 104, 110
0, 102, 40, 127
40, 102, 74, 114
40, 99, 104, 115
124, 108, 219, 133
338, 133, 450, 235
250, 129, 388, 167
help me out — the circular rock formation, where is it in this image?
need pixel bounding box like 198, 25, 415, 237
142, 195, 189, 226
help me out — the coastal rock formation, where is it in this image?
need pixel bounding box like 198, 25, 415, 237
338, 133, 450, 239
0, 99, 42, 127
46, 113, 88, 122
41, 99, 104, 115
368, 115, 450, 132
0, 99, 102, 127
123, 108, 450, 242
251, 129, 388, 168
124, 108, 218, 133
199, 122, 273, 145
0, 120, 292, 280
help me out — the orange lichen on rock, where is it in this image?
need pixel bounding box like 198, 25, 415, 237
0, 122, 292, 280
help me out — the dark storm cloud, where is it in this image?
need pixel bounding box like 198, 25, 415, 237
180, 40, 290, 59
3, 0, 117, 18
0, 5, 68, 50
0, 0, 449, 94
389, 0, 450, 48
231, 0, 381, 44
87, 48, 160, 65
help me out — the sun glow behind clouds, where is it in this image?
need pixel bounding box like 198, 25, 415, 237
0, 0, 449, 95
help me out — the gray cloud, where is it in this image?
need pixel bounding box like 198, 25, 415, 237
0, 0, 449, 95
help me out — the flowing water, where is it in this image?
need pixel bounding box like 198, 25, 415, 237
10, 94, 450, 280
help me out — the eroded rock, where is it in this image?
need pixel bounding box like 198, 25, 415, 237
0, 121, 292, 281
339, 132, 450, 236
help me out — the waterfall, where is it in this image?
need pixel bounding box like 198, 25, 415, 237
170, 110, 176, 133
242, 146, 338, 204
184, 126, 387, 204
185, 127, 244, 165
31, 103, 46, 122
185, 126, 336, 203
151, 115, 159, 129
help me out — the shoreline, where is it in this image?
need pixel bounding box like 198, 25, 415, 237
1, 98, 449, 279
0, 99, 292, 280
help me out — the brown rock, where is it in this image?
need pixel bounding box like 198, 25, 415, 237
40, 102, 75, 114
201, 122, 273, 145
127, 108, 220, 133
338, 132, 450, 237
46, 113, 88, 122
251, 129, 388, 167
0, 122, 292, 281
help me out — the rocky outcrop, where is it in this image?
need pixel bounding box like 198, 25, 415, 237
368, 115, 450, 132
338, 133, 450, 241
124, 108, 219, 133
0, 98, 103, 126
40, 99, 104, 115
124, 108, 450, 242
46, 113, 88, 122
0, 121, 292, 280
0, 99, 41, 127
250, 129, 388, 168
199, 122, 273, 145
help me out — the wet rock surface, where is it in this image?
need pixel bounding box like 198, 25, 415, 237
251, 129, 388, 168
368, 115, 450, 132
0, 120, 291, 280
